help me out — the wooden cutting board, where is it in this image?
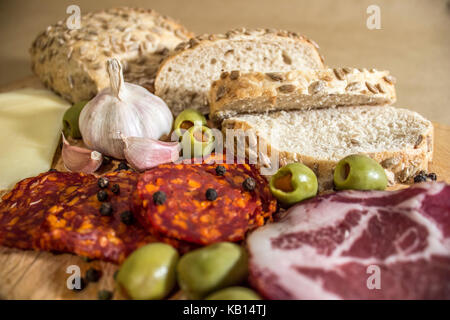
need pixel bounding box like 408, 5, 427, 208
0, 77, 449, 300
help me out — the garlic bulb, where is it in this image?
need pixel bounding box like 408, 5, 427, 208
79, 58, 173, 159
62, 133, 103, 173
122, 135, 180, 171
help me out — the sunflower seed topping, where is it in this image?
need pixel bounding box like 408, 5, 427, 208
266, 72, 285, 81
229, 70, 240, 80
376, 83, 386, 93
381, 157, 400, 169
282, 52, 292, 65
216, 85, 227, 101
308, 81, 326, 94
277, 84, 296, 93
333, 68, 345, 80
414, 135, 424, 148
366, 82, 378, 94
383, 75, 396, 85
67, 75, 74, 89
346, 82, 362, 91
342, 67, 352, 74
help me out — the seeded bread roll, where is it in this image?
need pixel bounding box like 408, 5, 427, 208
30, 7, 194, 103
222, 106, 433, 191
154, 28, 325, 115
210, 68, 396, 121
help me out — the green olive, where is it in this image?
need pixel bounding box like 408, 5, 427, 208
177, 242, 248, 299
116, 243, 179, 300
181, 125, 215, 158
174, 108, 207, 138
206, 287, 261, 300
269, 163, 318, 205
63, 101, 87, 139
334, 154, 388, 190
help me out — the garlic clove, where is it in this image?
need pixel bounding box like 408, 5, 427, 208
62, 133, 103, 173
122, 135, 180, 171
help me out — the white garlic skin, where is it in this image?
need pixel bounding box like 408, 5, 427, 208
80, 84, 173, 159
122, 135, 180, 171
79, 58, 173, 159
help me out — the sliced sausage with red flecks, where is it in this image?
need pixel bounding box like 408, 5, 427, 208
133, 153, 276, 245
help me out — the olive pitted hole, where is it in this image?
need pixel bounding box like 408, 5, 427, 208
274, 173, 294, 192
193, 129, 209, 142
341, 163, 351, 181
180, 120, 194, 130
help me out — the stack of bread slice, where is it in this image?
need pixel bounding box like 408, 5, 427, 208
155, 28, 324, 115
154, 28, 433, 190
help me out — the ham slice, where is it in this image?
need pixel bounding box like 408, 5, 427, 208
247, 182, 450, 299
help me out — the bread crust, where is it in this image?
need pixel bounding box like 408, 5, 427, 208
210, 68, 396, 121
222, 111, 433, 191
154, 28, 325, 115
30, 7, 194, 103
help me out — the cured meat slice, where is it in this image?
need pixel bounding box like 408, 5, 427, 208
0, 171, 191, 263
0, 172, 94, 248
134, 154, 276, 245
247, 182, 450, 299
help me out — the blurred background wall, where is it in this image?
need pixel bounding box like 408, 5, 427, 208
0, 0, 449, 123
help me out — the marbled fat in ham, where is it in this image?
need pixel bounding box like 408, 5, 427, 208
247, 182, 450, 299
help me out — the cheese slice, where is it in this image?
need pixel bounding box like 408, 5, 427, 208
0, 89, 70, 190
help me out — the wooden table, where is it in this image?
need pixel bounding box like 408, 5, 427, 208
0, 76, 449, 299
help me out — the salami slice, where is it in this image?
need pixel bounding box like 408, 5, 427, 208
0, 171, 192, 263
134, 154, 276, 245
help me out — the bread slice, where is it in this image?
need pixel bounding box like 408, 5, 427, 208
222, 106, 433, 191
210, 68, 396, 121
154, 28, 325, 115
30, 7, 194, 103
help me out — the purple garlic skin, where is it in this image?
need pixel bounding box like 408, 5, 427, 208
62, 133, 103, 173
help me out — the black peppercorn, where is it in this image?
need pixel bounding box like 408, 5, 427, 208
111, 183, 120, 194
86, 268, 102, 283
215, 165, 226, 176
99, 202, 113, 216
117, 161, 129, 171
414, 173, 427, 183
97, 190, 108, 202
120, 211, 134, 225
153, 191, 166, 205
243, 177, 256, 191
428, 172, 437, 181
205, 188, 218, 201
97, 177, 109, 189
72, 277, 86, 292
98, 290, 113, 300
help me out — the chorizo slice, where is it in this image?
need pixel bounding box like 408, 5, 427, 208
134, 154, 276, 245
